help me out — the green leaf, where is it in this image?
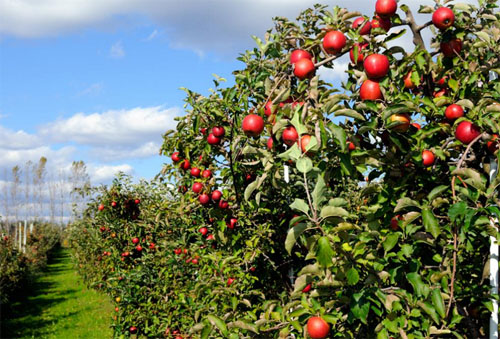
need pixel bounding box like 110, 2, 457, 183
422, 207, 441, 238
320, 206, 349, 219
312, 174, 327, 209
316, 237, 334, 268
350, 292, 370, 324
201, 323, 212, 339
407, 272, 430, 298
448, 201, 467, 223
418, 301, 440, 325
244, 180, 258, 201
346, 267, 360, 285
334, 108, 366, 121
432, 289, 446, 319
285, 223, 308, 254
383, 233, 399, 252
427, 185, 448, 202
296, 157, 313, 174
229, 321, 259, 333
207, 315, 228, 336
394, 197, 421, 212
290, 199, 310, 214
330, 123, 347, 152
452, 168, 486, 191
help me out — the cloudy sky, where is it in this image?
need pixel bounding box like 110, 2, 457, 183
1, 0, 467, 185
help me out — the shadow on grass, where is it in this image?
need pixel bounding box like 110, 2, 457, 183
0, 247, 83, 339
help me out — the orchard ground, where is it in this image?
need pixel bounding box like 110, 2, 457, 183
1, 247, 113, 339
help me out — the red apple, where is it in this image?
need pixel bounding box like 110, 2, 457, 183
191, 258, 199, 265
434, 89, 447, 98
455, 121, 481, 144
445, 104, 464, 120
436, 76, 448, 87
267, 137, 274, 150
404, 71, 415, 89
389, 114, 411, 132
171, 152, 181, 162
136, 245, 143, 252
302, 284, 312, 293
487, 134, 499, 153
201, 169, 212, 178
371, 15, 391, 32
200, 127, 207, 135
174, 248, 182, 255
364, 54, 390, 79
111, 201, 117, 208
432, 7, 455, 30
376, 0, 397, 18
212, 126, 225, 137
129, 326, 137, 334
211, 190, 222, 201
283, 126, 299, 146
300, 135, 315, 153
192, 182, 203, 194
265, 101, 274, 117
207, 133, 221, 145
322, 30, 346, 54
349, 43, 368, 64
199, 227, 208, 236
180, 159, 190, 170
360, 80, 382, 101
242, 114, 265, 137
134, 199, 140, 204
149, 243, 155, 249
307, 317, 330, 339
390, 215, 402, 230
294, 58, 316, 80
218, 200, 229, 209
206, 234, 215, 240
422, 150, 435, 167
98, 204, 104, 211
132, 237, 139, 244
228, 218, 237, 229
190, 167, 201, 177
440, 38, 462, 58
348, 142, 356, 151
352, 17, 372, 35
199, 194, 210, 205
227, 277, 235, 286
290, 49, 312, 64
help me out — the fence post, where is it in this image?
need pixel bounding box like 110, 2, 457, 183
489, 156, 499, 339
18, 222, 22, 251
23, 220, 27, 253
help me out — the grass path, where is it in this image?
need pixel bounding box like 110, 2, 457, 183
1, 247, 113, 339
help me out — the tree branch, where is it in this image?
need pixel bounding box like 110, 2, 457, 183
401, 5, 426, 48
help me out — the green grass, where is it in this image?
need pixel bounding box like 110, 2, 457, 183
1, 247, 114, 339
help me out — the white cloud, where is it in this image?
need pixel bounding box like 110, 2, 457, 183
89, 164, 134, 182
90, 141, 161, 161
39, 105, 180, 147
109, 40, 125, 58
2, 0, 478, 56
317, 59, 350, 83
0, 145, 76, 168
0, 126, 41, 150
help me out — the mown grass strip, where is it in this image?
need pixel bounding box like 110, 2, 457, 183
1, 247, 113, 339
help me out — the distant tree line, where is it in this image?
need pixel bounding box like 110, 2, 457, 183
0, 157, 90, 227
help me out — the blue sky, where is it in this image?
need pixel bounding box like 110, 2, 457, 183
0, 0, 448, 186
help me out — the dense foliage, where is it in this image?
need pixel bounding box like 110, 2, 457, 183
71, 0, 500, 337
0, 223, 61, 305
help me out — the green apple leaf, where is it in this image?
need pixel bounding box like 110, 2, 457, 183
422, 207, 441, 238
316, 237, 334, 268
285, 223, 308, 254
